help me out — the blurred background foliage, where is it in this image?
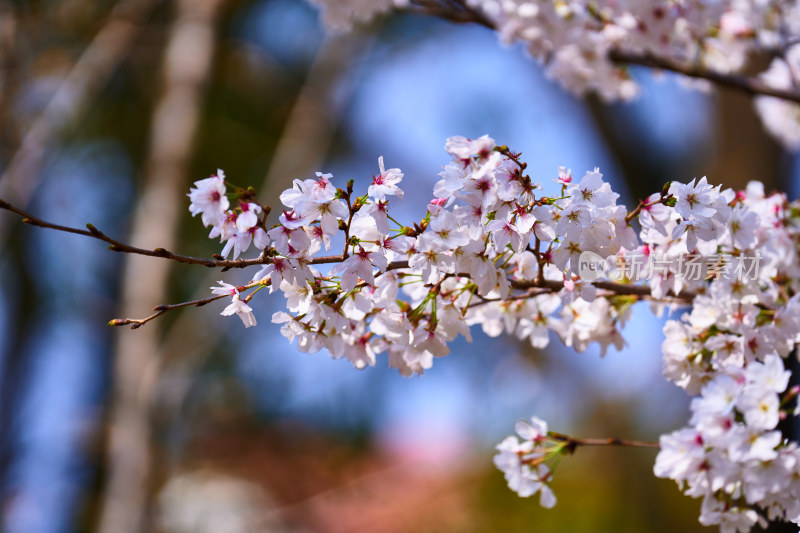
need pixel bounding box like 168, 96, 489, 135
0, 0, 797, 532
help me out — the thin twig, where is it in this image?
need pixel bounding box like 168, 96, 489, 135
108, 279, 270, 329
548, 431, 659, 449
108, 293, 227, 329
104, 262, 692, 330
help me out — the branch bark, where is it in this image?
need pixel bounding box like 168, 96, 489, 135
608, 49, 800, 104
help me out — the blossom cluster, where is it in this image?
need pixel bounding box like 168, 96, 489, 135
189, 135, 800, 530
190, 135, 640, 374
307, 0, 796, 93
645, 182, 800, 530
488, 155, 800, 529
306, 0, 800, 149
655, 354, 799, 532
188, 169, 269, 262
467, 1, 796, 98
493, 416, 557, 508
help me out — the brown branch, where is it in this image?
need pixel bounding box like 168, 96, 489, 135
0, 197, 249, 267
1, 195, 697, 310
0, 197, 355, 269
608, 49, 800, 104
407, 0, 494, 28
510, 276, 695, 303
548, 431, 659, 449
468, 288, 551, 309
389, 259, 694, 304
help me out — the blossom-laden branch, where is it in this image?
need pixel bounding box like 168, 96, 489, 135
0, 168, 694, 334
3, 136, 790, 356
406, 1, 800, 103
179, 134, 797, 383
316, 0, 800, 149
184, 133, 800, 532
8, 129, 800, 531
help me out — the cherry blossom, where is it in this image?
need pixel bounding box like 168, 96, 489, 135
188, 170, 228, 227
185, 134, 800, 531
211, 281, 257, 328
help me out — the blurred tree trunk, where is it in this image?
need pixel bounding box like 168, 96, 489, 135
261, 33, 371, 206
0, 3, 19, 172
96, 1, 224, 532
0, 0, 161, 512
708, 90, 783, 191
153, 29, 372, 445
0, 0, 162, 239
586, 82, 782, 200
